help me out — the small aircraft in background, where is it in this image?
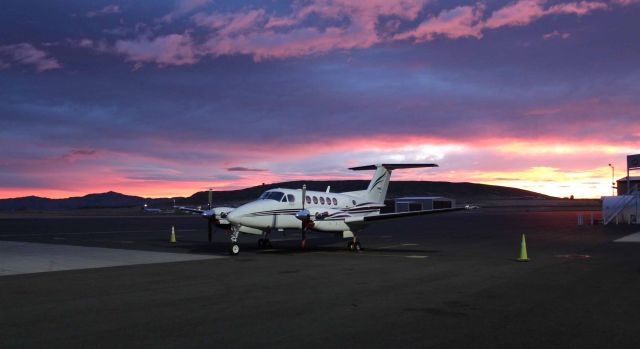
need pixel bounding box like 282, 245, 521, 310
178, 164, 468, 255
142, 204, 174, 214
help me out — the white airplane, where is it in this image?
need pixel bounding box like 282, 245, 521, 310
179, 164, 467, 255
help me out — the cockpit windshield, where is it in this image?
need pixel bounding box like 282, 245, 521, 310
258, 191, 285, 201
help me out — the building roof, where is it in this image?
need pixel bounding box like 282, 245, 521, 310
616, 176, 640, 182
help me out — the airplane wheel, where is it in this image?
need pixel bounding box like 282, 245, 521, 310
258, 239, 265, 248
265, 239, 272, 248
230, 244, 240, 255
354, 241, 362, 252
301, 239, 307, 250
347, 241, 355, 251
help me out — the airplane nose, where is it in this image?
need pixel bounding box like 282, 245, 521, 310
226, 210, 239, 224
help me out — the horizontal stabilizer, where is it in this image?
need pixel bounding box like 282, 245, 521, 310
349, 164, 438, 171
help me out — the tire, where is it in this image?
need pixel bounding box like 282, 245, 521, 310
258, 239, 264, 248
354, 241, 361, 252
230, 243, 240, 255
348, 241, 355, 251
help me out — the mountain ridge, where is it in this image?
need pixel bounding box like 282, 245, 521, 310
0, 180, 555, 211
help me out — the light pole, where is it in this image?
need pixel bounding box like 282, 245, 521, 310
608, 164, 615, 196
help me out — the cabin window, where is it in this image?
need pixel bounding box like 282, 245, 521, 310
287, 194, 295, 203
326, 197, 331, 205
352, 200, 356, 205
332, 198, 338, 206
306, 196, 311, 204
313, 196, 318, 204
319, 197, 325, 205
260, 191, 285, 201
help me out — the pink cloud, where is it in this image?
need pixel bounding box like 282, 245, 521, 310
162, 0, 213, 23
547, 1, 608, 15
108, 0, 613, 66
612, 0, 640, 5
484, 0, 547, 29
484, 0, 608, 29
192, 9, 267, 35
114, 33, 198, 66
86, 4, 121, 18
394, 5, 485, 42
543, 30, 571, 40
0, 43, 61, 72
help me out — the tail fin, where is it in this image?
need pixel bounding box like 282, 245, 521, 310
349, 164, 438, 203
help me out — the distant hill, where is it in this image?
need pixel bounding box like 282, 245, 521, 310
184, 180, 554, 206
0, 181, 554, 211
0, 191, 176, 211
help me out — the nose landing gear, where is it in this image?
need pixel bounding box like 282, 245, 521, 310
229, 225, 240, 256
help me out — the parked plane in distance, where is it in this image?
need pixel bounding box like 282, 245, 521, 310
142, 204, 174, 214
179, 164, 469, 255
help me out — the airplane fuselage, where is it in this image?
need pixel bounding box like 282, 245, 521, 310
224, 188, 385, 233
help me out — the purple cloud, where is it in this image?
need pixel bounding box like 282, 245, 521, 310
86, 5, 121, 18
0, 43, 61, 72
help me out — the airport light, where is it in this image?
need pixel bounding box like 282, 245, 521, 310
608, 164, 615, 196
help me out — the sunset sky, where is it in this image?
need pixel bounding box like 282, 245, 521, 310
2, 0, 639, 199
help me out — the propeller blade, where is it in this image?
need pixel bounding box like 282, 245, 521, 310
301, 184, 307, 245
207, 218, 213, 243
301, 184, 306, 210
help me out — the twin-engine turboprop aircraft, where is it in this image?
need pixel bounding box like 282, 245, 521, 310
179, 164, 466, 255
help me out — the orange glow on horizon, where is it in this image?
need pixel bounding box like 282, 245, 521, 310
1, 137, 634, 200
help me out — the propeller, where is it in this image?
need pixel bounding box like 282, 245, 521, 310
294, 184, 312, 248
207, 215, 213, 242
206, 188, 214, 243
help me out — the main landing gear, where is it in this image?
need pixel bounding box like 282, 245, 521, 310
347, 239, 362, 253
258, 238, 272, 249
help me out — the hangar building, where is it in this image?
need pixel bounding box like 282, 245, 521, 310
394, 197, 455, 213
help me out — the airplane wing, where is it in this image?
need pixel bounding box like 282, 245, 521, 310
344, 207, 467, 224
175, 206, 205, 214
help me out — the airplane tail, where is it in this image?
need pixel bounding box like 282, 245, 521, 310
349, 164, 438, 203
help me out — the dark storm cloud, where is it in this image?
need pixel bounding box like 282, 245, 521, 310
227, 167, 268, 172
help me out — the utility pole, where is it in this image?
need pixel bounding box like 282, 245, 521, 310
609, 163, 615, 196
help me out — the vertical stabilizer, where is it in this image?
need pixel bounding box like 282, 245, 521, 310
349, 164, 438, 204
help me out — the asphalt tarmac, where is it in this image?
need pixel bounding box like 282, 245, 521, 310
1, 209, 639, 348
